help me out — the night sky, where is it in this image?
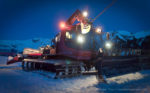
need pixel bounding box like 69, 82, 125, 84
0, 0, 150, 40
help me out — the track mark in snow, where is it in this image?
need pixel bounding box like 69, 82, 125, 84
107, 71, 148, 84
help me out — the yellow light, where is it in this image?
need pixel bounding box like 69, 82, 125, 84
81, 22, 91, 34
82, 11, 88, 17
66, 32, 72, 39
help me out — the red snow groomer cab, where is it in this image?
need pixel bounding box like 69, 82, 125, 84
54, 10, 99, 61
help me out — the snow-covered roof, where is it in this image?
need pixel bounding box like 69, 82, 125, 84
134, 31, 150, 39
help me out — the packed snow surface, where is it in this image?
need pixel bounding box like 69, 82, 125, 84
0, 56, 150, 93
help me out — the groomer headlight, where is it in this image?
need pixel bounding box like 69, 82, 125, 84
105, 41, 112, 49
77, 35, 84, 44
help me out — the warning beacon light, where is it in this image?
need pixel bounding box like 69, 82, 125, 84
59, 21, 66, 29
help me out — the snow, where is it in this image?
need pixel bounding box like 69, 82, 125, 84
110, 30, 150, 41
109, 30, 133, 41
107, 72, 145, 84
0, 56, 150, 93
134, 31, 150, 39
116, 31, 133, 36
0, 38, 51, 52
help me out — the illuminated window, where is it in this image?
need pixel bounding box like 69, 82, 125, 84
66, 32, 72, 39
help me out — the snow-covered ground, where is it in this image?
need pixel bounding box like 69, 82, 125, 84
0, 56, 150, 93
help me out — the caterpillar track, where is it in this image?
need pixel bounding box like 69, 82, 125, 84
21, 58, 88, 78
8, 55, 150, 79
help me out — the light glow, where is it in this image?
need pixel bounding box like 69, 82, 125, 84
81, 22, 91, 34
105, 42, 112, 49
96, 28, 102, 34
66, 32, 72, 39
82, 11, 88, 17
59, 22, 66, 29
77, 35, 84, 44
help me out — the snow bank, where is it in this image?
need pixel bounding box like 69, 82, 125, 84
134, 31, 150, 39
0, 38, 51, 52
117, 31, 132, 36
107, 72, 145, 84
110, 30, 150, 41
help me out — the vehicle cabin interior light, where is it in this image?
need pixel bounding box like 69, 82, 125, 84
81, 22, 91, 34
66, 32, 72, 39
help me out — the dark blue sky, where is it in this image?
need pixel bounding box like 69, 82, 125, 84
0, 0, 150, 40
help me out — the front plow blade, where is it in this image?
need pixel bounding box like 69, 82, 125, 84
7, 56, 22, 65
